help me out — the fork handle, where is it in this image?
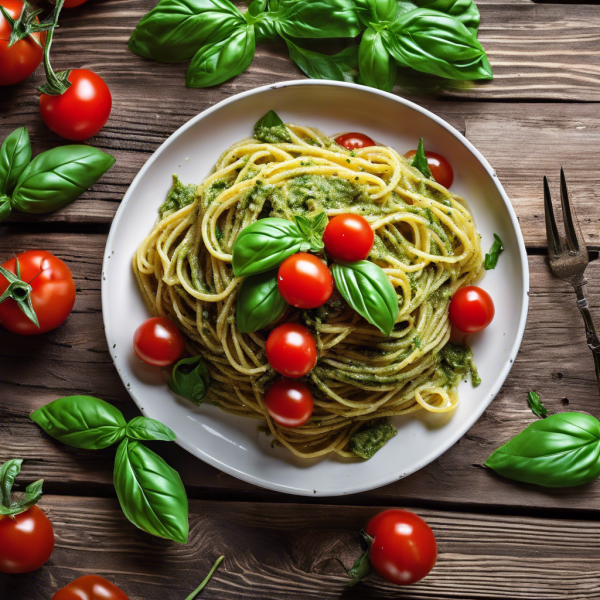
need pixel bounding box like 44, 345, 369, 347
575, 285, 600, 395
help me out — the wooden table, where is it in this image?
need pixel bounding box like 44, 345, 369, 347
2, 1, 600, 598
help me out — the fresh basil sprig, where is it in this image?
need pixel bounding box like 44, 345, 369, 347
527, 391, 548, 419
295, 212, 328, 251
485, 412, 600, 488
410, 138, 433, 180
484, 233, 504, 270
0, 459, 45, 517
168, 355, 211, 404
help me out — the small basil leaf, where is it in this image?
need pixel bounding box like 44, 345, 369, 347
294, 212, 327, 250
358, 28, 396, 92
114, 439, 189, 543
346, 550, 371, 585
411, 138, 433, 179
126, 416, 177, 442
0, 459, 45, 517
0, 127, 31, 197
247, 0, 268, 18
30, 395, 127, 449
0, 196, 11, 221
527, 391, 548, 419
254, 110, 292, 143
484, 233, 504, 270
236, 269, 287, 333
12, 146, 115, 215
168, 356, 210, 405
186, 24, 255, 88
232, 218, 306, 276
485, 412, 600, 488
129, 0, 245, 63
354, 0, 396, 26
0, 459, 22, 508
331, 261, 399, 336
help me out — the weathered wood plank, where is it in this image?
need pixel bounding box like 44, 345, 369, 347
2, 496, 600, 600
2, 231, 600, 510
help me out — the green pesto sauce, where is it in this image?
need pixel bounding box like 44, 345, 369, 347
204, 178, 234, 207
440, 343, 481, 387
159, 175, 198, 217
255, 124, 292, 144
349, 418, 398, 459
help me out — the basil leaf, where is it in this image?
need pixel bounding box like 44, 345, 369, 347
285, 37, 359, 84
11, 146, 115, 215
346, 549, 371, 585
527, 391, 548, 419
354, 0, 396, 26
485, 412, 600, 488
386, 9, 492, 81
254, 110, 292, 143
186, 24, 255, 88
232, 217, 308, 276
0, 459, 22, 508
0, 459, 45, 517
416, 0, 479, 35
294, 212, 327, 250
411, 138, 433, 179
247, 0, 267, 18
236, 269, 287, 333
484, 233, 503, 270
126, 416, 177, 442
358, 28, 396, 92
30, 395, 127, 449
331, 260, 399, 335
0, 127, 31, 197
114, 439, 189, 543
129, 0, 245, 63
168, 356, 210, 404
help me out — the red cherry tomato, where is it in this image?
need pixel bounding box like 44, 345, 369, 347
264, 377, 314, 428
0, 250, 76, 335
0, 0, 45, 86
62, 0, 90, 7
278, 253, 332, 309
0, 506, 55, 573
52, 575, 129, 600
404, 149, 454, 189
40, 69, 112, 141
366, 509, 437, 586
133, 317, 185, 367
323, 214, 374, 262
335, 132, 376, 150
449, 286, 495, 333
266, 322, 317, 378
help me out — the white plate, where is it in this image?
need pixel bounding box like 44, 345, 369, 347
102, 80, 528, 497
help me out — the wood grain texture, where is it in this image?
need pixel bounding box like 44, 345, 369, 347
2, 496, 600, 600
2, 231, 600, 511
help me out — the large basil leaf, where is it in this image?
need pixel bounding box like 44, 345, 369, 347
11, 146, 115, 215
30, 395, 127, 449
397, 0, 480, 35
186, 24, 255, 88
236, 269, 287, 333
386, 9, 492, 80
354, 0, 396, 26
129, 0, 244, 63
485, 413, 600, 488
0, 127, 31, 197
331, 260, 399, 335
125, 416, 177, 442
114, 439, 189, 543
168, 355, 210, 405
0, 459, 44, 517
358, 28, 396, 92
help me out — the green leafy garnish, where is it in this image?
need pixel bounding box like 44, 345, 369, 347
294, 212, 328, 250
527, 391, 548, 419
168, 356, 211, 404
484, 233, 504, 270
254, 110, 292, 143
410, 137, 433, 180
0, 459, 44, 517
236, 269, 287, 333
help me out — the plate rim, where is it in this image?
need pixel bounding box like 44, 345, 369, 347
102, 79, 529, 497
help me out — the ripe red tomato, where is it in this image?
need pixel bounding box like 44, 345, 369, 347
449, 286, 495, 333
277, 253, 332, 309
264, 377, 314, 428
404, 149, 454, 189
323, 214, 374, 262
0, 250, 76, 335
335, 132, 376, 150
62, 0, 90, 7
366, 509, 437, 586
133, 317, 185, 367
0, 506, 55, 573
52, 575, 129, 600
40, 69, 112, 141
0, 0, 45, 86
266, 322, 317, 378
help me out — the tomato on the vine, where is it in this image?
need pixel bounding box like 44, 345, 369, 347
335, 132, 376, 150
133, 317, 185, 367
266, 323, 317, 378
277, 253, 332, 309
265, 377, 314, 428
52, 575, 129, 600
404, 149, 454, 189
449, 286, 495, 333
323, 214, 374, 262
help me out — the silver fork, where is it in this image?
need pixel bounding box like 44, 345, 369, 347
544, 168, 600, 394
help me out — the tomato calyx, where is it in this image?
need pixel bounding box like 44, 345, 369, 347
0, 258, 39, 328
339, 530, 374, 586
0, 459, 44, 518
37, 0, 71, 96
0, 0, 52, 47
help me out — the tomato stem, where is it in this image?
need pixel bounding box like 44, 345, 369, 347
37, 0, 71, 96
0, 259, 40, 328
184, 555, 225, 599
0, 1, 52, 48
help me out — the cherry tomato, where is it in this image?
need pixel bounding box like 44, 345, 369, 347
449, 286, 495, 334
264, 377, 314, 428
323, 214, 374, 262
0, 0, 45, 86
0, 250, 76, 335
0, 506, 55, 573
62, 0, 90, 7
404, 149, 454, 189
40, 69, 112, 141
366, 509, 437, 586
266, 322, 317, 378
278, 253, 332, 309
52, 575, 129, 600
133, 317, 185, 367
335, 132, 376, 150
